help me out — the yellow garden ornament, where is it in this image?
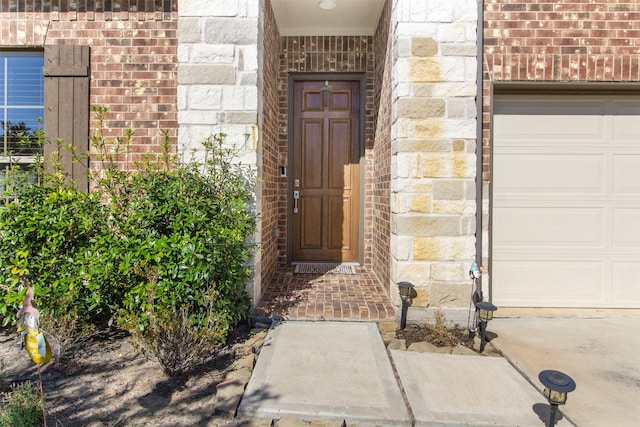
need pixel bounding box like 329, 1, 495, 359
17, 284, 52, 364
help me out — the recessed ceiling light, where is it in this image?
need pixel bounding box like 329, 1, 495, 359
318, 0, 336, 10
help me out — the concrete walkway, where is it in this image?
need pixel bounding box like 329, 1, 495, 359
238, 320, 571, 426
489, 313, 640, 427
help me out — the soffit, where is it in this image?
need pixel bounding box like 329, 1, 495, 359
270, 0, 385, 36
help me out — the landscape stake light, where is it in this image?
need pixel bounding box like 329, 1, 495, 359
397, 281, 414, 330
539, 370, 576, 427
475, 301, 497, 352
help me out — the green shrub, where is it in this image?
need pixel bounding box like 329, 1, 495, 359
0, 106, 256, 370
0, 382, 43, 427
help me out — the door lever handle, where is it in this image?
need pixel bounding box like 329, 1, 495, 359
293, 190, 299, 213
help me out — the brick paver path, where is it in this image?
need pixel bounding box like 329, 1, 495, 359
256, 266, 396, 321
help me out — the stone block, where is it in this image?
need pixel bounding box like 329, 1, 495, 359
180, 0, 239, 17
407, 341, 438, 353
395, 215, 461, 237
437, 23, 470, 43
191, 44, 235, 64
178, 64, 235, 84
394, 138, 451, 153
441, 43, 477, 57
425, 0, 453, 22
431, 82, 476, 97
452, 344, 478, 356
409, 58, 441, 82
378, 321, 398, 334
223, 86, 247, 110
178, 17, 200, 42
391, 234, 411, 262
429, 283, 474, 308
447, 98, 467, 118
178, 110, 220, 125
310, 420, 346, 427
432, 200, 475, 214
411, 37, 438, 56
233, 353, 255, 370
188, 85, 222, 109
412, 288, 429, 307
215, 378, 247, 417
391, 177, 433, 193
433, 179, 465, 200
240, 45, 259, 71
413, 236, 475, 261
408, 118, 441, 138
396, 22, 438, 38
388, 338, 406, 351
381, 330, 396, 344
397, 98, 445, 118
225, 111, 258, 124
431, 262, 467, 282
418, 152, 475, 178
394, 262, 429, 287
203, 17, 258, 44
408, 194, 432, 213
452, 139, 465, 151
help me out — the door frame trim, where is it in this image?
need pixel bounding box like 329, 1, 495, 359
286, 73, 366, 264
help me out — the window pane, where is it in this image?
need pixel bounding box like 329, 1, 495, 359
1, 52, 44, 157
7, 55, 44, 106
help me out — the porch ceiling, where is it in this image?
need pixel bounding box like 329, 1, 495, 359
270, 0, 385, 36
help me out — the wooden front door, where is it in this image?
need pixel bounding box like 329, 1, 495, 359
291, 80, 361, 262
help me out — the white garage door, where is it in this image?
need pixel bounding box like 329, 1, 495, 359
492, 93, 640, 308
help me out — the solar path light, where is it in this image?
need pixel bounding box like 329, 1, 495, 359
475, 301, 497, 352
539, 370, 576, 427
397, 281, 414, 330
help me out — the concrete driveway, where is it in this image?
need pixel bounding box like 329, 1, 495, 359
488, 310, 640, 427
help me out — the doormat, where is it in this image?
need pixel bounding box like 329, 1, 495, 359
293, 263, 357, 275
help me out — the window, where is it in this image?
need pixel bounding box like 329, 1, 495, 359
0, 51, 44, 194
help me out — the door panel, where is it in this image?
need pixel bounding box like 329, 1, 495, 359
292, 80, 360, 262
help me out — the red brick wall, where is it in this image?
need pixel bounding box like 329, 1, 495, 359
259, 0, 281, 287
372, 0, 392, 292
0, 2, 178, 171
483, 0, 640, 180
277, 35, 376, 267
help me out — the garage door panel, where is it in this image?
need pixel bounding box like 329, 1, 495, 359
611, 100, 640, 139
613, 155, 640, 193
492, 261, 604, 307
612, 262, 640, 302
613, 208, 640, 248
494, 208, 604, 247
493, 93, 640, 308
494, 154, 604, 194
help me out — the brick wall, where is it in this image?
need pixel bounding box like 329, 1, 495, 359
259, 0, 280, 288
277, 35, 376, 267
372, 0, 392, 293
0, 1, 179, 169
483, 0, 640, 180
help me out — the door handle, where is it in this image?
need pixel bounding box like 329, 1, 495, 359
293, 190, 299, 214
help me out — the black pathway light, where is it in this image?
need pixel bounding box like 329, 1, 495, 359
475, 300, 497, 352
539, 370, 576, 427
397, 281, 414, 330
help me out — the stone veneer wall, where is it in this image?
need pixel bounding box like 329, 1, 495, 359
276, 35, 376, 267
258, 0, 280, 289
372, 0, 392, 293
391, 0, 478, 319
0, 1, 179, 167
177, 0, 261, 299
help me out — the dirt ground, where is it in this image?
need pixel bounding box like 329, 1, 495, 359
0, 324, 261, 427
